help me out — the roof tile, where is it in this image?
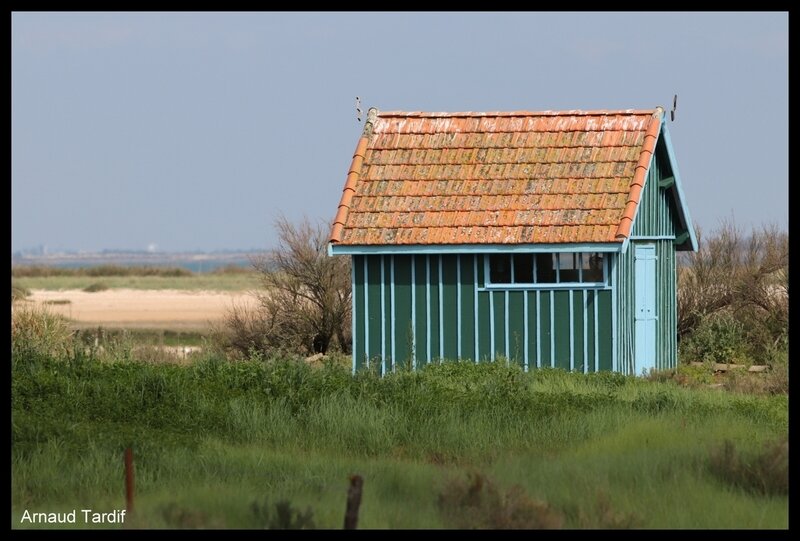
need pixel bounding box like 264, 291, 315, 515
332, 109, 663, 246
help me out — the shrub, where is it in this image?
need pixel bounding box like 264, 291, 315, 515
677, 221, 788, 364
721, 365, 789, 396
437, 472, 563, 529
217, 216, 351, 359
11, 280, 30, 302
576, 491, 642, 529
708, 437, 788, 496
211, 264, 252, 275
11, 303, 73, 359
250, 499, 316, 529
679, 311, 748, 364
83, 282, 109, 293
159, 502, 223, 528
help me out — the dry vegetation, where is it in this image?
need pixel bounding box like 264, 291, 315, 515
217, 216, 351, 359
677, 221, 788, 367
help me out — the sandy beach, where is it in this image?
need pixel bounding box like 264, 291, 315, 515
24, 288, 259, 330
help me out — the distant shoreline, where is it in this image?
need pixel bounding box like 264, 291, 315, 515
11, 251, 263, 273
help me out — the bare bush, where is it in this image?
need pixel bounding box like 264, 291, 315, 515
217, 216, 351, 359
677, 220, 788, 363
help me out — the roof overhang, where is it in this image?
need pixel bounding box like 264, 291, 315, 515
328, 242, 623, 256
657, 120, 699, 252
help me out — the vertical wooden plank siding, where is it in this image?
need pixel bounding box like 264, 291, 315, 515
410, 253, 416, 369
631, 138, 678, 238
383, 255, 392, 372
441, 255, 459, 360
473, 255, 479, 362
535, 291, 542, 368
460, 254, 476, 361
414, 256, 427, 369
457, 256, 462, 360
554, 291, 571, 370
438, 256, 444, 361
352, 253, 615, 373
477, 257, 491, 361
656, 239, 677, 370
615, 247, 635, 375
586, 290, 596, 372
539, 292, 552, 367
596, 290, 613, 371
429, 255, 440, 362
353, 255, 364, 370
574, 290, 585, 373
507, 291, 525, 367
615, 137, 680, 375
492, 290, 506, 359
366, 256, 382, 365
523, 292, 529, 370
393, 255, 412, 369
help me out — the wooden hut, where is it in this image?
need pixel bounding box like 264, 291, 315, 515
329, 107, 697, 375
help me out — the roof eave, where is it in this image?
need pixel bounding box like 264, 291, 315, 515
614, 108, 663, 241
329, 108, 378, 244
659, 122, 699, 252
330, 242, 624, 255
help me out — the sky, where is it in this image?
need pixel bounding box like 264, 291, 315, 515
11, 12, 788, 253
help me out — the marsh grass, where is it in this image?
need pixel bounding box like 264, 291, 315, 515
11, 353, 788, 529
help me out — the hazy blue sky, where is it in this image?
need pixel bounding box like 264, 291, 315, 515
12, 12, 788, 253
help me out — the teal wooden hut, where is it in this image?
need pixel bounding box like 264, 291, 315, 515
329, 107, 697, 375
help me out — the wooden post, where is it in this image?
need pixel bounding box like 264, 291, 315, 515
124, 447, 135, 514
343, 474, 363, 530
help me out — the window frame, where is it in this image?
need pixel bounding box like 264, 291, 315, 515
484, 252, 610, 290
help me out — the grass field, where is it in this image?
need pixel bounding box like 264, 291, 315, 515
11, 354, 788, 529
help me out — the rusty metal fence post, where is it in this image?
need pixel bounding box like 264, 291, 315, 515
343, 474, 363, 529
124, 447, 135, 514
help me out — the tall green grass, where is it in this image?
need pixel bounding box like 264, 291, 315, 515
11, 351, 788, 529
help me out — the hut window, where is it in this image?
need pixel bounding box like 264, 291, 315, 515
557, 253, 580, 282
489, 254, 511, 283
535, 254, 555, 282
582, 253, 604, 282
514, 254, 534, 283
487, 252, 606, 286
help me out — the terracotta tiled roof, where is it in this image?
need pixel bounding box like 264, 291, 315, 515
330, 108, 663, 246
